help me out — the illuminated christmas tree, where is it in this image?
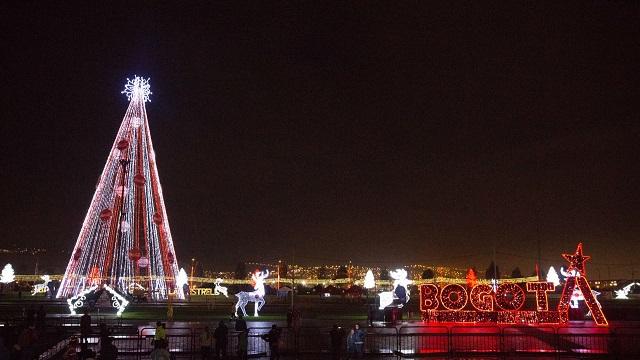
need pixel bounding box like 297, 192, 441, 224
0, 264, 15, 284
465, 268, 478, 288
57, 76, 183, 300
546, 266, 560, 287
364, 270, 375, 289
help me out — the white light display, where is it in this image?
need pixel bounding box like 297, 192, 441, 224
0, 264, 15, 284
121, 76, 152, 102
57, 76, 182, 301
378, 269, 412, 309
67, 285, 99, 315
546, 266, 560, 287
67, 284, 129, 316
214, 278, 228, 297
31, 275, 51, 295
615, 282, 640, 300
235, 270, 269, 317
364, 270, 375, 290
103, 284, 129, 316
177, 268, 189, 289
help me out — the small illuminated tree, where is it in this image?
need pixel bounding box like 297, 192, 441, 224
364, 270, 375, 289
546, 266, 560, 287
466, 268, 477, 288
0, 264, 15, 284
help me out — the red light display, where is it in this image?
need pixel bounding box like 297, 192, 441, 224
419, 243, 608, 326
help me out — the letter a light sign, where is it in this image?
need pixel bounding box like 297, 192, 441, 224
419, 243, 608, 326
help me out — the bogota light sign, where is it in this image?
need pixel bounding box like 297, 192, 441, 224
419, 243, 607, 326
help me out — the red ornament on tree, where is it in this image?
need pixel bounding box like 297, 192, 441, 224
99, 209, 112, 221
138, 257, 149, 268
167, 252, 174, 264
73, 248, 82, 261
128, 248, 141, 262
116, 139, 129, 150
153, 213, 163, 225
134, 174, 145, 186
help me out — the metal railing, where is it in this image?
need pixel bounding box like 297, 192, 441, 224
38, 323, 640, 359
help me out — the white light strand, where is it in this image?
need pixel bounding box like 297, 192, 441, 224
67, 285, 99, 315
103, 284, 129, 316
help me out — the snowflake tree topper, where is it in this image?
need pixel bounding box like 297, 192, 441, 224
122, 75, 152, 102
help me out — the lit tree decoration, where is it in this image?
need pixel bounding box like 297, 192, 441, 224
0, 264, 15, 284
121, 76, 152, 102
546, 266, 560, 287
57, 76, 182, 300
466, 268, 478, 288
364, 270, 375, 290
614, 282, 640, 300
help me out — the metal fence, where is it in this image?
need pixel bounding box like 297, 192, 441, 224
42, 324, 640, 359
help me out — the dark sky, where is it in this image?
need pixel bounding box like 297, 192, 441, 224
1, 2, 638, 277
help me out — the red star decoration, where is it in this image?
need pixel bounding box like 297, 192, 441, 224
562, 243, 591, 276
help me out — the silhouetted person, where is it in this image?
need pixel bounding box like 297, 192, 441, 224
25, 306, 35, 326
200, 325, 212, 359
330, 324, 345, 360
100, 336, 118, 360
213, 320, 228, 359
150, 339, 171, 360
154, 321, 166, 348
235, 314, 248, 360
261, 324, 281, 360
79, 311, 91, 345
36, 305, 46, 329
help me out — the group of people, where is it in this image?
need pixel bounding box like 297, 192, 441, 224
196, 316, 282, 360
62, 311, 117, 360
193, 314, 250, 360
331, 323, 366, 359
62, 313, 365, 360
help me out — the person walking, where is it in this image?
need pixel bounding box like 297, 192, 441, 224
346, 325, 356, 358
200, 325, 213, 359
154, 321, 167, 348
235, 314, 248, 360
353, 324, 365, 358
213, 320, 228, 359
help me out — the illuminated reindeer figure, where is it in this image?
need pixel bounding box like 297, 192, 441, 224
378, 269, 412, 310
32, 275, 51, 296
615, 282, 640, 299
235, 270, 269, 317
214, 278, 228, 297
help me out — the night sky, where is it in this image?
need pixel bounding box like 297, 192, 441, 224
1, 3, 638, 277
